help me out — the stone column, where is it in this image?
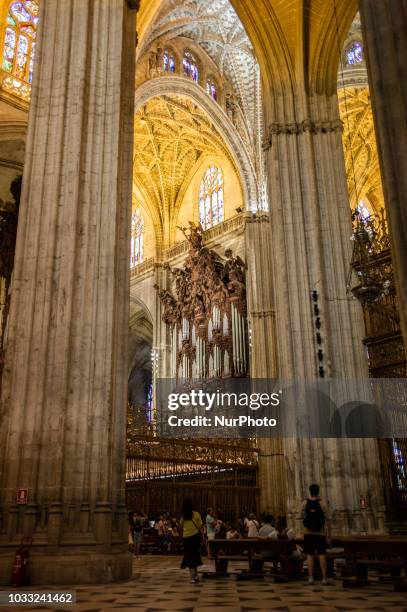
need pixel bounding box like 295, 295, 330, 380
263, 93, 385, 533
359, 0, 407, 345
0, 0, 138, 584
245, 211, 287, 515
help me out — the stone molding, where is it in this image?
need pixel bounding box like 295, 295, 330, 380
244, 211, 270, 224
268, 119, 344, 138
250, 309, 276, 319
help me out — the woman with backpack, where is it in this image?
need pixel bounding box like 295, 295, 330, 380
302, 484, 332, 585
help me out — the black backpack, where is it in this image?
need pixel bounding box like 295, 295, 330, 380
303, 499, 325, 531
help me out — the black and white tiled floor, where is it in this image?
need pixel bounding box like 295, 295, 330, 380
6, 556, 407, 611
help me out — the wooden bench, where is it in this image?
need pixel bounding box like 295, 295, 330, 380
207, 538, 300, 579
338, 537, 407, 588
140, 531, 160, 554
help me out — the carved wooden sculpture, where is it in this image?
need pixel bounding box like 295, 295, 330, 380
155, 223, 248, 381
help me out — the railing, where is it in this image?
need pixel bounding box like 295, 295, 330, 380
130, 257, 155, 279
130, 214, 245, 278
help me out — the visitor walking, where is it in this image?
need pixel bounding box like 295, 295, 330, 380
180, 498, 203, 583
133, 510, 145, 558
302, 483, 332, 585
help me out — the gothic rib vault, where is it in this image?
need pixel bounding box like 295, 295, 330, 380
338, 87, 384, 215
133, 94, 239, 245
137, 0, 360, 95
138, 0, 262, 144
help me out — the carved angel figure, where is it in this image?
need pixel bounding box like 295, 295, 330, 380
223, 249, 246, 299
178, 221, 204, 251
154, 284, 178, 325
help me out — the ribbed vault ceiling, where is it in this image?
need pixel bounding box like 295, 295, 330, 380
338, 87, 384, 213
138, 0, 261, 141
134, 94, 235, 226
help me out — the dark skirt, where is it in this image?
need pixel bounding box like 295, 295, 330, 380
181, 532, 202, 569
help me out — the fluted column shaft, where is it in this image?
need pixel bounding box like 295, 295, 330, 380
245, 212, 286, 514
264, 93, 385, 532
360, 0, 407, 345
0, 0, 137, 584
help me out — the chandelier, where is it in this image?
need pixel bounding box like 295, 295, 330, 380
347, 207, 392, 306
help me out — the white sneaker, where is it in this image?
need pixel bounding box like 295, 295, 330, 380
308, 577, 314, 585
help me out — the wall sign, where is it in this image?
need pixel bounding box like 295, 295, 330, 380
16, 489, 28, 504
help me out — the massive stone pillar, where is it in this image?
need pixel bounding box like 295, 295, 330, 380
245, 212, 287, 515
0, 0, 138, 584
359, 0, 407, 345
263, 93, 385, 533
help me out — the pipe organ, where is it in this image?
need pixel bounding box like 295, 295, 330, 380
155, 223, 248, 383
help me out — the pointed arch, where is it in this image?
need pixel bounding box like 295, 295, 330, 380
199, 166, 224, 230
134, 76, 259, 211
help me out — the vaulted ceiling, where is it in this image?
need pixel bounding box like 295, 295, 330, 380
338, 86, 384, 214
133, 94, 236, 233
138, 0, 359, 95
138, 0, 261, 137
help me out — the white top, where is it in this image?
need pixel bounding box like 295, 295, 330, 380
247, 519, 259, 537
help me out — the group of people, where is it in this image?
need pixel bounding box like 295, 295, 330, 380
128, 483, 332, 585
180, 484, 332, 585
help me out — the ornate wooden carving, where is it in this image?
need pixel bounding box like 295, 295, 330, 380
0, 175, 21, 280
0, 175, 22, 387
154, 222, 248, 380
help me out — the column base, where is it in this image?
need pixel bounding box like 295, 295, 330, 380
0, 550, 132, 586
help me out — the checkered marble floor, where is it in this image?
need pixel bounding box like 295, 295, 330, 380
5, 556, 407, 612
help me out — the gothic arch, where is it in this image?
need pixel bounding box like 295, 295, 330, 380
137, 0, 294, 97
311, 0, 359, 94
134, 76, 259, 211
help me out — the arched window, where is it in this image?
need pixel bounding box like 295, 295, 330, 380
147, 383, 153, 423
345, 41, 363, 65
199, 166, 224, 230
206, 78, 218, 102
1, 1, 39, 101
130, 209, 144, 267
357, 200, 371, 222
183, 51, 198, 83
163, 48, 175, 73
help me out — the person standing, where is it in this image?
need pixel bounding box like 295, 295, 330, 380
205, 508, 218, 558
180, 498, 203, 583
302, 484, 332, 585
133, 510, 145, 558
246, 513, 260, 537
128, 511, 135, 553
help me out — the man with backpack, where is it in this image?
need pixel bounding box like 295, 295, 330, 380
302, 484, 332, 585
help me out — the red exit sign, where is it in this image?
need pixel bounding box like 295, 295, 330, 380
16, 489, 28, 504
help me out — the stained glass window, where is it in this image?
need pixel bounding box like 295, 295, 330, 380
357, 200, 371, 222
199, 166, 224, 230
147, 383, 153, 423
206, 78, 218, 102
183, 51, 198, 83
130, 209, 144, 267
163, 48, 175, 73
392, 439, 407, 500
1, 1, 39, 101
346, 41, 363, 65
